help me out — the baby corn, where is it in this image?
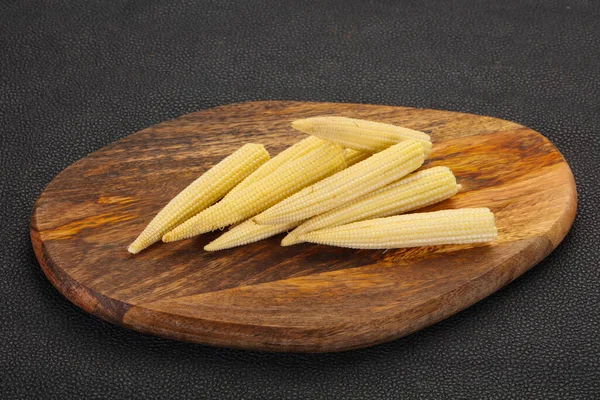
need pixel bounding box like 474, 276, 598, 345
127, 143, 269, 254
224, 136, 323, 200
254, 140, 425, 226
204, 220, 297, 251
300, 208, 497, 249
291, 116, 432, 155
344, 148, 371, 166
210, 166, 459, 250
162, 141, 346, 242
281, 166, 459, 246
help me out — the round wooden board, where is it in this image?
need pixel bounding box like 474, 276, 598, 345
30, 101, 576, 352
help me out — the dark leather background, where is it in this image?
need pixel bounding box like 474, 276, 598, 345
1, 0, 599, 398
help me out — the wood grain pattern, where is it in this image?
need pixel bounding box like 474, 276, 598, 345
30, 101, 577, 352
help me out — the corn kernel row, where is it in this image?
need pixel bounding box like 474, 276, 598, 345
299, 208, 497, 249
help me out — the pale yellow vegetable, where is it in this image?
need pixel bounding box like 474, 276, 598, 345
344, 148, 371, 166
291, 116, 432, 155
253, 140, 425, 226
224, 136, 323, 200
205, 152, 398, 251
127, 143, 269, 254
162, 141, 346, 242
204, 220, 297, 251
281, 166, 460, 246
211, 165, 459, 250
300, 208, 497, 249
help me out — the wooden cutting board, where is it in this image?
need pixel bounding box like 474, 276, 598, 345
30, 101, 576, 352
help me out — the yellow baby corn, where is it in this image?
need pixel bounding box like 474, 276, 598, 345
204, 220, 297, 251
254, 140, 425, 226
127, 143, 269, 254
224, 136, 323, 200
162, 141, 346, 242
291, 116, 432, 155
344, 148, 371, 166
281, 166, 459, 246
300, 208, 497, 249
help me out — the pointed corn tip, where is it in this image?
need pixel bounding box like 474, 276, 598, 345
127, 245, 139, 254
162, 232, 176, 243
204, 243, 218, 251
252, 215, 274, 225
127, 237, 144, 254
280, 234, 301, 246
290, 119, 312, 133
205, 236, 237, 251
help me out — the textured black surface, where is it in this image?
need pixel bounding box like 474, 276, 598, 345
1, 0, 599, 398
